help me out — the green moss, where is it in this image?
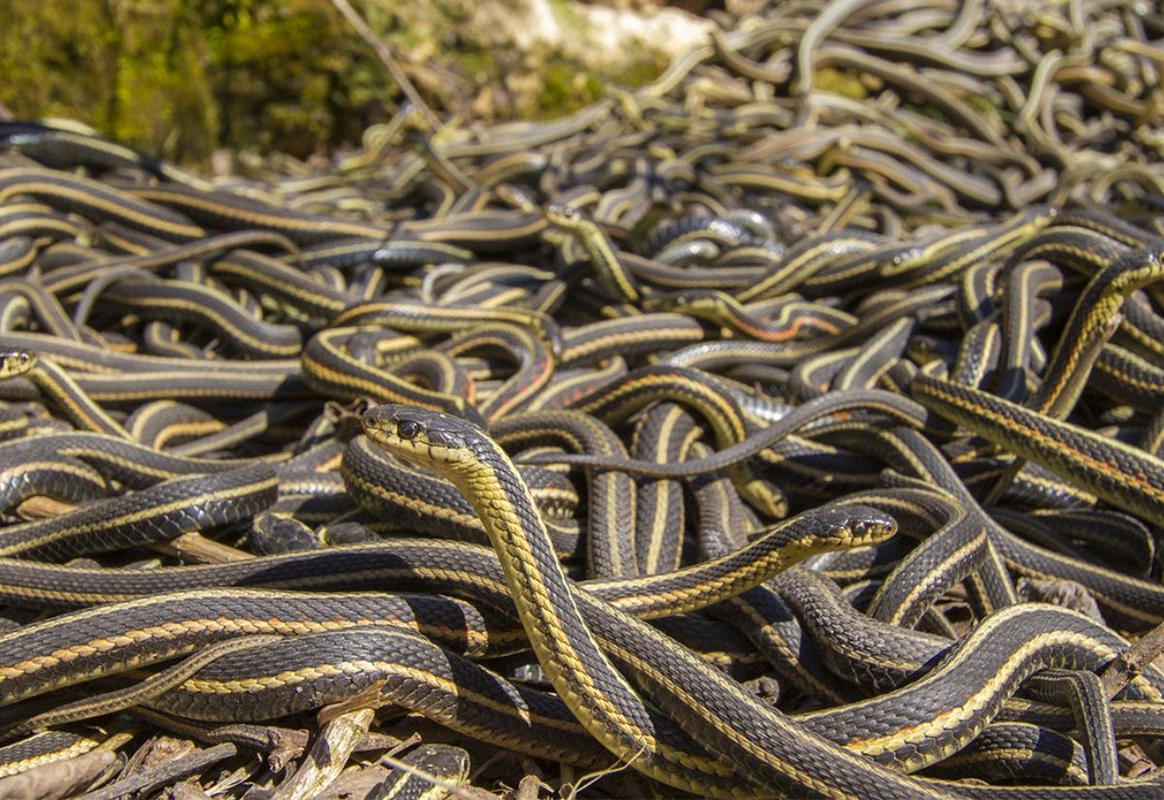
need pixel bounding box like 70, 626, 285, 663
813, 68, 868, 100
964, 93, 1006, 127
0, 1, 117, 130
456, 50, 497, 84
0, 0, 405, 162
527, 47, 665, 119
113, 2, 218, 162
0, 0, 675, 163
609, 49, 669, 89
201, 0, 392, 156
535, 60, 603, 117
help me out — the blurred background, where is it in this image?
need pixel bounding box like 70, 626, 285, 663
0, 0, 720, 168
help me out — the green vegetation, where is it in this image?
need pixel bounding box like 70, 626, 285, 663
0, 0, 668, 166
813, 68, 868, 100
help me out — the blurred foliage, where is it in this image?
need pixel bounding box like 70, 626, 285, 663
0, 0, 668, 166
201, 0, 391, 158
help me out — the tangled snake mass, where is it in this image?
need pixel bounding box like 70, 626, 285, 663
2, 0, 1164, 797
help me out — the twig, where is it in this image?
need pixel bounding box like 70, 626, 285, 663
149, 532, 254, 564
270, 707, 375, 800
1101, 619, 1164, 699
329, 0, 442, 131
559, 749, 644, 800
74, 743, 237, 800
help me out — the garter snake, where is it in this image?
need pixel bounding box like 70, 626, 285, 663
0, 506, 899, 792
360, 404, 1018, 799
0, 462, 277, 560
0, 167, 205, 242
543, 203, 642, 304
374, 743, 472, 800
358, 406, 1164, 798
6, 15, 1164, 792
0, 509, 888, 612
0, 349, 131, 438
910, 374, 1164, 527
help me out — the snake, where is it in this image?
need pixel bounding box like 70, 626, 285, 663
357, 404, 1164, 799
2, 6, 1164, 794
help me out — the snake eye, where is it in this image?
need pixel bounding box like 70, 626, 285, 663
397, 420, 423, 440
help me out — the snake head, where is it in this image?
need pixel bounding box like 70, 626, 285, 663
362, 404, 485, 468
543, 203, 585, 228
0, 349, 36, 379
